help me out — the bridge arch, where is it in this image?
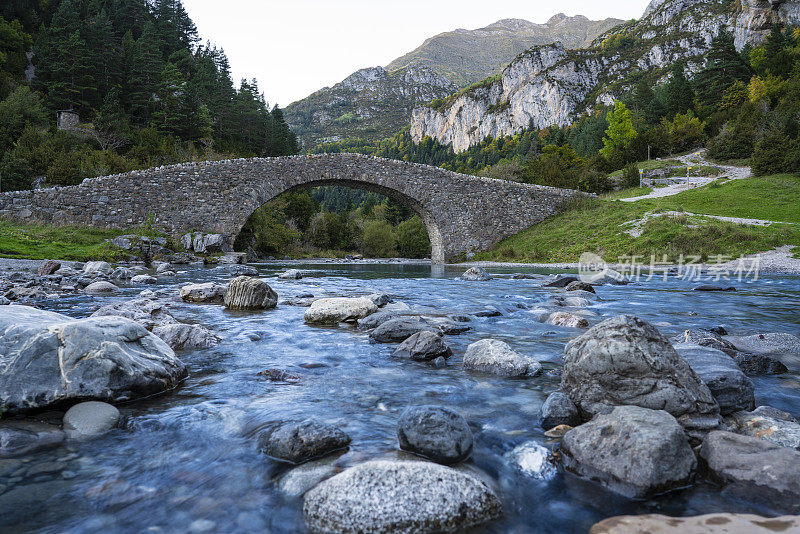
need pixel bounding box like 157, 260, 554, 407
0, 154, 583, 263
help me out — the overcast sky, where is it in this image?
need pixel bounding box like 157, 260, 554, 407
181, 0, 651, 107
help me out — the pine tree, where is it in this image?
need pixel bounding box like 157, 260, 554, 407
663, 62, 694, 117
695, 29, 751, 108
153, 62, 184, 134
127, 22, 164, 123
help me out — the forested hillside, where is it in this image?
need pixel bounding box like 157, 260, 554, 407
0, 0, 297, 192
313, 26, 800, 192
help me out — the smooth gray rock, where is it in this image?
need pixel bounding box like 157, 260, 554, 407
84, 281, 118, 294
91, 298, 174, 330
278, 269, 302, 280
540, 392, 580, 430
546, 311, 588, 328
357, 311, 400, 330
278, 455, 341, 497
674, 343, 755, 414
37, 260, 61, 276
111, 267, 133, 280
562, 315, 721, 437
724, 412, 800, 450
461, 267, 492, 281
258, 420, 351, 464
543, 276, 578, 288
700, 431, 800, 514
63, 401, 120, 439
303, 460, 502, 533
397, 406, 473, 464
590, 513, 800, 534
0, 306, 186, 413
0, 421, 65, 456
370, 318, 435, 343
463, 339, 541, 377
224, 276, 278, 310
131, 274, 157, 285
179, 282, 226, 303
732, 352, 788, 375
561, 406, 697, 498
673, 329, 738, 356
393, 332, 452, 362
83, 261, 113, 276
305, 297, 377, 324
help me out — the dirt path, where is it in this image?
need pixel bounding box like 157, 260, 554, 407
620, 150, 751, 202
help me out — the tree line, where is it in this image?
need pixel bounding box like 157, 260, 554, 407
0, 0, 297, 192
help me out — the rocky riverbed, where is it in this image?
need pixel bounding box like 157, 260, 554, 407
1, 258, 799, 532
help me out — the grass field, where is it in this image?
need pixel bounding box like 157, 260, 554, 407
0, 221, 133, 261
475, 173, 800, 263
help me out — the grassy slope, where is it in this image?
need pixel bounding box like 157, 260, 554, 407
475, 174, 800, 263
0, 221, 131, 262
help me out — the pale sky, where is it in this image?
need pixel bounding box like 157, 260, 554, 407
182, 0, 651, 107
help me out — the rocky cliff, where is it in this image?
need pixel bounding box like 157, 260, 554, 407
285, 15, 622, 149
409, 0, 800, 153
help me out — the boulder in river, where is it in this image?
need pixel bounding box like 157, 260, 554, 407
179, 282, 227, 303
305, 297, 377, 324
303, 460, 502, 533
673, 329, 738, 356
461, 267, 492, 281
724, 411, 800, 450
370, 318, 434, 343
151, 323, 221, 350
562, 315, 721, 438
546, 312, 588, 328
751, 405, 797, 423
725, 332, 800, 371
83, 261, 113, 276
561, 406, 697, 498
224, 276, 278, 310
0, 306, 186, 413
397, 405, 473, 464
674, 343, 754, 414
131, 274, 158, 285
589, 514, 800, 534
463, 339, 541, 377
565, 281, 595, 293
37, 260, 61, 276
357, 311, 400, 330
84, 281, 118, 294
367, 293, 391, 307
540, 392, 580, 430
92, 298, 174, 330
258, 420, 351, 464
63, 401, 120, 439
278, 269, 302, 280
543, 276, 578, 288
393, 331, 452, 362
700, 431, 800, 514
732, 352, 788, 375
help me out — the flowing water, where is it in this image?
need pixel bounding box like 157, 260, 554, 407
2, 262, 799, 533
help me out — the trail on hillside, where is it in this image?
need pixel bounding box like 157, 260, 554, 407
620, 150, 751, 202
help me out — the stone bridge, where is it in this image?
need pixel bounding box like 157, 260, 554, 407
0, 154, 583, 263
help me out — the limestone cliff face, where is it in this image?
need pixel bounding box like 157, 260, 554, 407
410, 0, 800, 153
285, 15, 623, 149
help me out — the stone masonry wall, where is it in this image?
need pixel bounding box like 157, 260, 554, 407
0, 154, 582, 263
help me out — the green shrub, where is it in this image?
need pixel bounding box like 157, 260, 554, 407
46, 152, 83, 186
752, 129, 792, 176
707, 120, 756, 161
622, 163, 640, 188
362, 219, 396, 258
397, 216, 430, 258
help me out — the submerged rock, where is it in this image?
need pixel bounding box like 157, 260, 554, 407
0, 421, 65, 456
461, 267, 492, 281
561, 406, 696, 499
224, 276, 278, 310
700, 431, 800, 514
565, 281, 595, 293
303, 460, 502, 533
590, 514, 800, 534
397, 405, 473, 464
464, 339, 541, 378
258, 420, 351, 464
278, 269, 303, 280
506, 441, 557, 480
393, 332, 452, 362
0, 306, 186, 413
305, 297, 377, 324
63, 401, 120, 439
562, 315, 721, 437
674, 344, 754, 414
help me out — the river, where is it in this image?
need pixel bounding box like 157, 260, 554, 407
2, 262, 799, 533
